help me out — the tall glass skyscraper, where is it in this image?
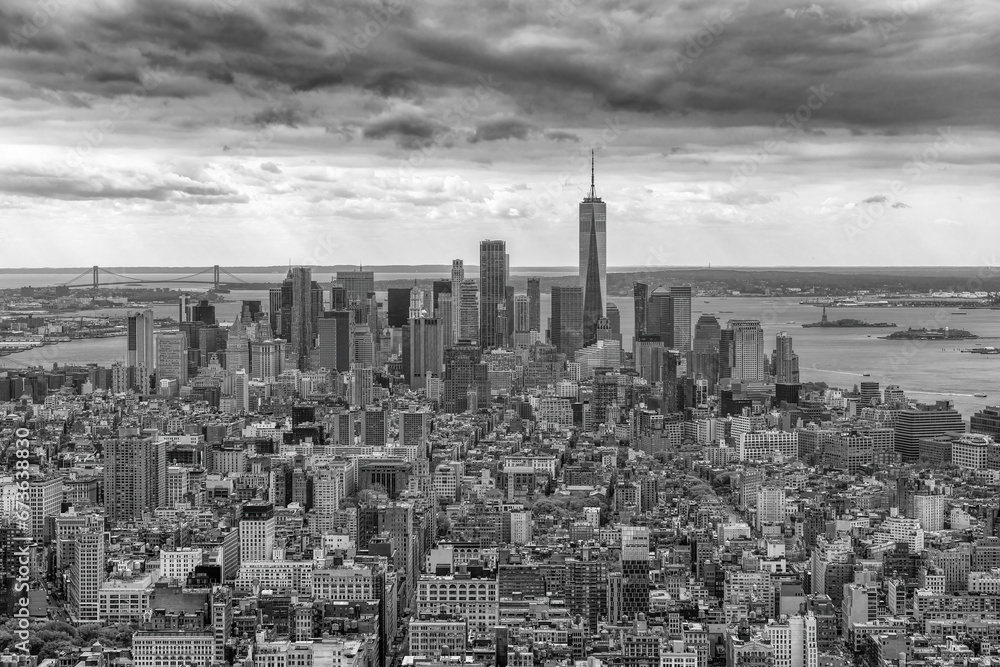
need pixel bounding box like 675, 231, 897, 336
580, 152, 607, 347
668, 285, 692, 352
479, 239, 507, 348
451, 259, 464, 342
633, 282, 648, 337
729, 319, 767, 382
526, 277, 541, 333
551, 285, 584, 355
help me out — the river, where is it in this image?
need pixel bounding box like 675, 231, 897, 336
2, 292, 996, 419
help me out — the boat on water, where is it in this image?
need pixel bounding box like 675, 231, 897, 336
862, 373, 871, 377
952, 312, 967, 315
975, 393, 988, 398
785, 321, 796, 324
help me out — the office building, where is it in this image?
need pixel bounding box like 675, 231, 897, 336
633, 282, 648, 337
451, 260, 465, 342
408, 317, 443, 391
668, 286, 693, 352
126, 309, 155, 393
479, 239, 507, 348
895, 401, 966, 461
692, 313, 722, 387
443, 342, 490, 413
527, 277, 541, 333
226, 317, 250, 372
387, 288, 411, 328
289, 267, 324, 370
337, 269, 375, 305
617, 526, 650, 622
859, 381, 881, 406
251, 339, 286, 380
971, 406, 1000, 438
606, 302, 621, 339
772, 332, 800, 384
729, 319, 767, 382
240, 502, 276, 562
68, 530, 105, 623
104, 431, 166, 523
646, 287, 674, 348
580, 153, 607, 346
233, 370, 249, 413
27, 476, 62, 541
513, 294, 530, 333
551, 285, 584, 355
459, 278, 479, 342
318, 311, 352, 372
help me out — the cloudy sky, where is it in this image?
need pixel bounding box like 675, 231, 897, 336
1, 0, 998, 268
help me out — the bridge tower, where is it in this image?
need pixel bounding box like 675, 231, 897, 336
92, 266, 99, 293
213, 265, 220, 289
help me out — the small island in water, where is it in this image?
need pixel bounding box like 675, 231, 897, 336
802, 306, 897, 328
881, 327, 979, 340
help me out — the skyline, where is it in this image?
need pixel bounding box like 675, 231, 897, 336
1, 0, 998, 267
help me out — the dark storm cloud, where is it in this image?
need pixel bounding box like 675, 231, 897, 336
250, 105, 308, 128
362, 112, 448, 149
470, 118, 535, 143
544, 130, 580, 142
0, 0, 998, 134
0, 166, 246, 203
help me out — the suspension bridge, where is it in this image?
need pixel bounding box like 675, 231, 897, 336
58, 265, 250, 290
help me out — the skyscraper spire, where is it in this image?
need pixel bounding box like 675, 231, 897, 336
588, 149, 597, 200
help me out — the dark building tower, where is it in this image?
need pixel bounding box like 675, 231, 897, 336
104, 430, 166, 523
580, 152, 607, 346
479, 239, 508, 349
894, 401, 965, 462
432, 280, 452, 315
692, 313, 722, 389
617, 526, 650, 621
330, 284, 348, 310
318, 311, 352, 372
550, 286, 584, 355
606, 302, 621, 340
287, 267, 323, 371
526, 277, 541, 333
772, 332, 800, 384
337, 269, 375, 305
443, 342, 491, 413
387, 288, 411, 328
668, 286, 693, 352
407, 317, 443, 390
269, 270, 294, 340
719, 328, 734, 380
633, 282, 648, 336
240, 300, 262, 324
192, 300, 216, 326
646, 287, 674, 348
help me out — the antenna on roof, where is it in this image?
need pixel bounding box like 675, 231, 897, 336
588, 149, 597, 200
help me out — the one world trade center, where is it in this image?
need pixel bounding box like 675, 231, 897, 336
580, 151, 607, 346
